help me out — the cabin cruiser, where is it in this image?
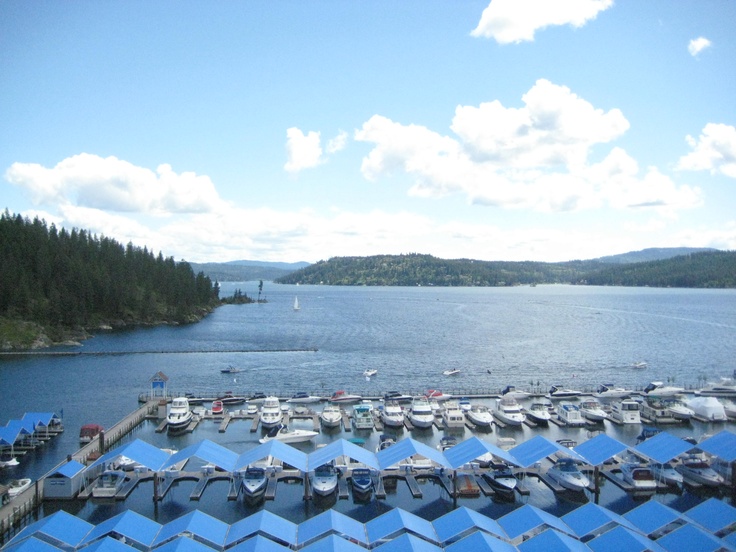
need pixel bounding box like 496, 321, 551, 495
241, 466, 268, 501
217, 391, 247, 405
466, 404, 493, 427
483, 462, 517, 497
526, 402, 552, 424
501, 385, 531, 400
258, 424, 318, 444
494, 397, 526, 426
640, 398, 675, 423
697, 379, 736, 398
557, 402, 586, 426
620, 463, 657, 491
546, 385, 582, 400
79, 423, 104, 445
259, 396, 283, 429
248, 392, 268, 404
380, 402, 405, 428
442, 368, 461, 376
383, 391, 413, 404
442, 401, 466, 428
408, 397, 435, 428
547, 458, 590, 492
286, 392, 322, 404
320, 405, 343, 429
310, 463, 339, 496
437, 436, 458, 452
330, 390, 362, 403
664, 396, 694, 420
651, 462, 683, 486
458, 397, 472, 412
722, 400, 736, 420
643, 381, 684, 396
594, 383, 632, 399
676, 455, 724, 487
7, 478, 32, 498
686, 396, 727, 422
166, 397, 193, 433
609, 398, 641, 424
579, 399, 607, 422
350, 468, 373, 496
91, 471, 126, 498
352, 403, 375, 430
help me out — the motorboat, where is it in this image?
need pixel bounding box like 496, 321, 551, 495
166, 397, 193, 433
664, 396, 694, 421
320, 404, 343, 429
579, 399, 607, 422
685, 396, 727, 422
259, 424, 318, 444
376, 434, 396, 453
7, 478, 32, 498
363, 369, 377, 377
722, 400, 736, 420
425, 389, 451, 401
330, 390, 362, 403
0, 453, 19, 468
546, 458, 590, 492
352, 404, 375, 430
311, 463, 339, 496
248, 392, 268, 404
697, 380, 736, 398
115, 455, 139, 471
383, 391, 413, 404
259, 396, 283, 429
211, 400, 225, 416
443, 368, 461, 376
241, 466, 268, 501
437, 436, 458, 452
380, 402, 405, 428
620, 463, 657, 491
184, 393, 205, 405
643, 381, 684, 397
217, 391, 247, 405
526, 402, 552, 424
79, 423, 104, 445
496, 437, 516, 451
676, 455, 724, 487
501, 385, 531, 400
458, 397, 472, 412
494, 397, 526, 426
594, 383, 632, 399
557, 402, 586, 426
350, 468, 373, 496
651, 462, 683, 486
220, 365, 241, 374
609, 398, 641, 424
640, 398, 675, 423
286, 392, 322, 404
631, 361, 648, 369
441, 401, 465, 428
245, 403, 258, 416
466, 404, 493, 427
483, 462, 517, 497
91, 471, 126, 498
408, 397, 435, 429
546, 385, 582, 399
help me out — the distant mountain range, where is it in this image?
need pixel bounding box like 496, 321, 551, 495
593, 247, 718, 264
189, 260, 310, 282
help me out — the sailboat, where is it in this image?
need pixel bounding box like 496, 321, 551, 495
293, 296, 300, 311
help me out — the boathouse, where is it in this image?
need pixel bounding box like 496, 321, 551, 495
42, 460, 86, 500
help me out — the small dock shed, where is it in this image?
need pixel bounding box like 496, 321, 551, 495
43, 459, 86, 499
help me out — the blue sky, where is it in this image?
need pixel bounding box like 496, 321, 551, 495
1, 1, 735, 263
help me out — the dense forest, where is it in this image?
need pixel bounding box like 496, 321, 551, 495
0, 211, 222, 349
275, 251, 736, 288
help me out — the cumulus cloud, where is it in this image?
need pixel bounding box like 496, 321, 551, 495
677, 123, 736, 178
688, 36, 712, 57
355, 79, 702, 214
471, 0, 613, 44
4, 153, 225, 214
284, 127, 323, 173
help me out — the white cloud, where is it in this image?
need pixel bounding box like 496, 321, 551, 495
284, 127, 323, 173
688, 36, 712, 57
4, 153, 225, 215
326, 130, 349, 154
471, 0, 613, 44
677, 123, 736, 178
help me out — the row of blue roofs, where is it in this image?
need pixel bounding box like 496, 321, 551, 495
0, 413, 62, 447
4, 496, 735, 551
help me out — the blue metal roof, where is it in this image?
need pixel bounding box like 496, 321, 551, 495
633, 432, 693, 464
698, 430, 736, 463
234, 440, 309, 472
79, 509, 161, 549
228, 534, 292, 551
517, 529, 592, 552
655, 523, 731, 552
297, 509, 368, 546
374, 532, 444, 551
152, 511, 229, 549
508, 436, 584, 468
299, 534, 368, 552
6, 509, 93, 549
572, 435, 628, 467
150, 536, 216, 551
685, 497, 736, 534
165, 439, 238, 472
623, 500, 685, 536
444, 531, 517, 552
443, 437, 517, 469
376, 438, 451, 470
366, 508, 439, 544
308, 438, 380, 470
3, 420, 34, 438
20, 412, 60, 428
561, 502, 639, 539
432, 506, 508, 543
586, 526, 667, 552
87, 439, 172, 471
80, 536, 139, 551
2, 536, 69, 552
51, 459, 86, 478
226, 509, 297, 547
498, 504, 575, 541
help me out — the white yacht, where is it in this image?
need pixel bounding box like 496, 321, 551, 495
259, 396, 283, 429
466, 404, 493, 427
494, 397, 526, 426
579, 399, 607, 422
258, 424, 318, 444
557, 402, 585, 426
526, 402, 552, 424
664, 396, 694, 421
241, 466, 268, 501
483, 463, 517, 497
380, 401, 405, 428
91, 471, 126, 498
547, 458, 590, 492
501, 385, 531, 400
442, 401, 465, 428
166, 397, 193, 433
286, 392, 322, 404
320, 404, 343, 429
620, 463, 657, 491
408, 397, 435, 429
610, 398, 641, 424
310, 463, 339, 496
352, 403, 375, 430
643, 381, 684, 396
546, 385, 582, 399
676, 455, 724, 487
594, 383, 632, 399
651, 462, 683, 486
697, 379, 736, 398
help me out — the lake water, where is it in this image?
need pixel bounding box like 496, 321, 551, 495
2, 283, 736, 525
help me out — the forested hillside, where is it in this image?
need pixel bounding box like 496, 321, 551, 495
275, 251, 736, 288
0, 211, 221, 349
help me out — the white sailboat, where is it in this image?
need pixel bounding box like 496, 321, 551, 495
293, 296, 300, 311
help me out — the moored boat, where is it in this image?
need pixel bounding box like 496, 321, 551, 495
258, 424, 318, 444
579, 399, 608, 422
610, 398, 641, 424
547, 458, 590, 492
259, 396, 283, 429
380, 402, 405, 428
425, 389, 451, 401
286, 392, 322, 404
310, 463, 339, 496
330, 390, 362, 403
441, 401, 465, 428
7, 478, 32, 498
79, 423, 104, 445
352, 404, 375, 430
557, 402, 585, 426
241, 466, 268, 501
383, 391, 413, 404
494, 397, 526, 426
501, 385, 531, 400
91, 471, 125, 498
643, 381, 684, 397
685, 396, 727, 422
166, 397, 193, 433
676, 455, 724, 487
217, 391, 247, 405
651, 462, 683, 486
546, 385, 582, 400
483, 462, 517, 497
620, 463, 657, 491
350, 468, 373, 496
466, 404, 493, 427
211, 400, 225, 416
320, 404, 343, 429
526, 402, 552, 424
408, 397, 435, 429
594, 383, 632, 399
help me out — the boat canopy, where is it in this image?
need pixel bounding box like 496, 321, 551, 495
233, 439, 308, 473
375, 437, 451, 470
365, 508, 438, 544
87, 439, 172, 472
497, 504, 576, 542
633, 431, 696, 464
226, 510, 297, 548
509, 436, 585, 468
518, 528, 592, 552
432, 506, 508, 543
308, 438, 380, 471
165, 440, 238, 472
151, 510, 229, 549
585, 526, 668, 552
79, 510, 161, 549
686, 497, 736, 536
697, 430, 736, 462
561, 503, 640, 540
657, 524, 729, 552
572, 434, 628, 467
622, 500, 688, 536
445, 531, 517, 551
298, 510, 368, 548
8, 510, 93, 549
443, 436, 517, 469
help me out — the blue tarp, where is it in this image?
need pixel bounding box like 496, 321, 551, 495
151, 511, 229, 549
443, 437, 517, 469
517, 528, 591, 552
698, 430, 736, 463
79, 509, 161, 549
366, 509, 439, 544
586, 526, 667, 552
655, 523, 730, 552
572, 435, 628, 467
623, 500, 685, 536
376, 438, 451, 470
561, 502, 639, 538
165, 439, 238, 472
498, 504, 575, 541
685, 497, 736, 534
87, 439, 172, 471
226, 509, 297, 547
308, 438, 380, 470
233, 440, 308, 472
508, 436, 584, 468
433, 506, 508, 543
633, 432, 693, 464
444, 531, 517, 552
6, 510, 93, 549
297, 509, 368, 546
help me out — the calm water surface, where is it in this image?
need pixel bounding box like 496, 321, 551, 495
2, 284, 735, 524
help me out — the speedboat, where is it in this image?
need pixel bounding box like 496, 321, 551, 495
437, 436, 457, 452
722, 400, 736, 420
697, 380, 736, 398
496, 437, 516, 451
166, 397, 193, 433
380, 402, 405, 428
547, 458, 590, 492
408, 397, 435, 428
248, 392, 268, 404
425, 389, 451, 401
686, 396, 727, 422
330, 390, 362, 403
259, 396, 283, 429
547, 385, 582, 399
352, 404, 375, 430
579, 399, 607, 422
259, 424, 318, 444
211, 400, 225, 416
643, 381, 684, 397
0, 453, 19, 468
458, 397, 472, 412
594, 383, 632, 399
676, 455, 724, 487
483, 462, 517, 497
376, 434, 396, 453
442, 401, 465, 428
664, 396, 694, 421
494, 397, 526, 426
7, 478, 32, 498
501, 385, 531, 400
557, 402, 585, 426
311, 463, 339, 496
363, 369, 378, 377
220, 365, 241, 374
217, 391, 247, 405
632, 361, 648, 369
79, 423, 104, 445
320, 404, 343, 428
526, 402, 552, 424
620, 463, 657, 491
91, 471, 126, 498
609, 398, 641, 424
241, 466, 268, 501
651, 462, 683, 486
286, 392, 322, 404
443, 368, 461, 376
466, 404, 493, 427
350, 468, 373, 496
383, 391, 413, 404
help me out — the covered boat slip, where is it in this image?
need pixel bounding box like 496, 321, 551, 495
4, 497, 736, 551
